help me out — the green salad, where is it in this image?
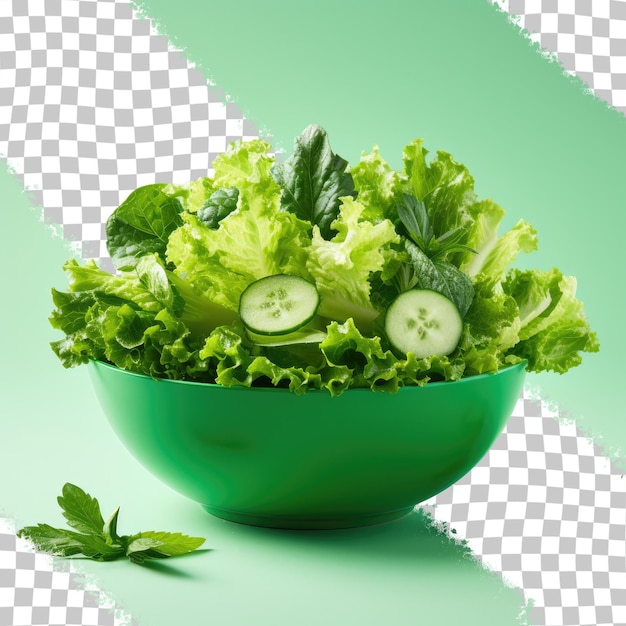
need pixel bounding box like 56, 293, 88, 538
50, 125, 599, 395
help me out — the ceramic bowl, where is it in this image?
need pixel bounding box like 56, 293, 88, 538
88, 360, 526, 530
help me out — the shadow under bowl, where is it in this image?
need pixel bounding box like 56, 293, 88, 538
88, 360, 526, 530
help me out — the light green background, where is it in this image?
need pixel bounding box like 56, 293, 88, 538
2, 1, 625, 625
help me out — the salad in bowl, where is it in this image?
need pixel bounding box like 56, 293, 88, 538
47, 126, 598, 528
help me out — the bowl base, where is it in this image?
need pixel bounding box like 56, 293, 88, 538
203, 505, 416, 530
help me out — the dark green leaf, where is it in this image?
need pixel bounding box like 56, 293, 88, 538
197, 187, 239, 229
404, 240, 474, 317
106, 185, 184, 271
17, 524, 124, 561
397, 194, 433, 248
57, 483, 105, 537
272, 124, 356, 239
17, 524, 88, 557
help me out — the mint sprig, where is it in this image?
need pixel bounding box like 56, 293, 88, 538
17, 483, 206, 564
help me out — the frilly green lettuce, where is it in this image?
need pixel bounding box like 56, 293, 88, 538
50, 126, 599, 394
306, 197, 399, 332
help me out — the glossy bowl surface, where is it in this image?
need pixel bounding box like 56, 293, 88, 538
88, 360, 526, 529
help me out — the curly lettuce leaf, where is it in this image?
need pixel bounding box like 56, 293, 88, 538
166, 138, 312, 311
459, 276, 520, 374
162, 178, 215, 213
211, 138, 280, 213
400, 140, 476, 239
320, 318, 466, 393
306, 197, 399, 333
167, 206, 311, 312
503, 269, 599, 373
465, 219, 538, 283
456, 198, 505, 271
197, 325, 322, 394
350, 145, 399, 222
61, 259, 164, 312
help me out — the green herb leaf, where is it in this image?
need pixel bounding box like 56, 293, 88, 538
18, 484, 207, 566
130, 531, 205, 557
57, 483, 105, 537
397, 194, 433, 249
404, 240, 474, 318
17, 524, 90, 557
272, 124, 356, 239
17, 524, 124, 561
103, 507, 121, 544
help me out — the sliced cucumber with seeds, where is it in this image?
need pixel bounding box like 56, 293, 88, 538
239, 274, 320, 336
385, 289, 463, 358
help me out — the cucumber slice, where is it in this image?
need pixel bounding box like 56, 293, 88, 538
385, 289, 463, 358
246, 327, 327, 347
239, 274, 320, 336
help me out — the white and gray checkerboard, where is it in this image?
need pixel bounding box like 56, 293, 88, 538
1, 1, 625, 625
0, 0, 259, 272
492, 0, 626, 114
0, 517, 134, 626
423, 390, 626, 626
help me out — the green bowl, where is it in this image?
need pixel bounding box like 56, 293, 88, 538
88, 360, 526, 530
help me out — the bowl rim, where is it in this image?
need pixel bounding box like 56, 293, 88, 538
89, 358, 527, 394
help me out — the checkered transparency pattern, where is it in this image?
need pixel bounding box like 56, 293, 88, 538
0, 518, 134, 626
0, 0, 259, 271
426, 391, 626, 626
491, 0, 626, 114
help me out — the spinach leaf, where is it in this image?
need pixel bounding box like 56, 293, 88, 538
272, 124, 356, 239
197, 187, 239, 229
106, 184, 184, 271
404, 240, 474, 318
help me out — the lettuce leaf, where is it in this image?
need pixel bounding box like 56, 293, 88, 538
306, 197, 399, 332
211, 138, 280, 213
320, 318, 466, 393
162, 178, 215, 213
167, 206, 311, 312
465, 219, 538, 283
503, 269, 600, 373
350, 145, 399, 222
400, 140, 476, 239
166, 138, 312, 311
